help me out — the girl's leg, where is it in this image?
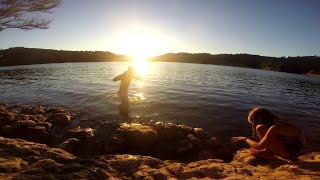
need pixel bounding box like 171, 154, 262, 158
256, 124, 268, 140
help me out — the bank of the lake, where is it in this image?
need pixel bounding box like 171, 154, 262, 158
0, 103, 319, 179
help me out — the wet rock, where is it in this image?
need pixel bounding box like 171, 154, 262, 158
48, 107, 68, 114
194, 127, 208, 138
153, 122, 182, 140
48, 113, 72, 126
177, 124, 194, 134
64, 126, 94, 140
21, 106, 46, 115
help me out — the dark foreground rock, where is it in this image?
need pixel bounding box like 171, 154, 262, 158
0, 104, 75, 144
59, 122, 225, 162
1, 136, 319, 179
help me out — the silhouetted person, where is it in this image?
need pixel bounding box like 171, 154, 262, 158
113, 66, 142, 116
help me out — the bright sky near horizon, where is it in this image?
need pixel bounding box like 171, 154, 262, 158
0, 0, 319, 57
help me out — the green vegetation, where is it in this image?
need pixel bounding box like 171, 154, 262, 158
1, 47, 320, 75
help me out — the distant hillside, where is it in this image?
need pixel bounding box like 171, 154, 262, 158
151, 53, 320, 75
0, 47, 129, 66
1, 47, 320, 75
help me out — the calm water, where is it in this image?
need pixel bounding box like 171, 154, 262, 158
1, 62, 320, 143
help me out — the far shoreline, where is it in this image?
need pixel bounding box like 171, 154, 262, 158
1, 47, 320, 76
1, 60, 319, 78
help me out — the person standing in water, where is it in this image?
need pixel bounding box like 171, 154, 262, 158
113, 66, 142, 116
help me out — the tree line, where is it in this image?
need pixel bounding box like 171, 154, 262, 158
0, 47, 320, 75
0, 47, 129, 65
151, 53, 320, 75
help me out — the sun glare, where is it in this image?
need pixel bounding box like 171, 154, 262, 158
109, 26, 170, 77
131, 54, 149, 77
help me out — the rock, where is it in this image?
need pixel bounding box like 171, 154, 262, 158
0, 136, 320, 179
194, 127, 208, 138
103, 154, 163, 176
77, 137, 104, 156
0, 111, 15, 124
48, 113, 72, 126
232, 149, 259, 165
36, 121, 52, 130
20, 126, 48, 143
166, 162, 185, 176
0, 157, 27, 173
64, 126, 94, 139
153, 122, 182, 140
177, 124, 194, 134
13, 120, 37, 128
104, 134, 126, 153
0, 137, 117, 179
48, 107, 68, 114
95, 122, 119, 139
0, 125, 13, 136
59, 138, 80, 153
13, 114, 30, 121
179, 159, 236, 179
21, 106, 46, 115
120, 123, 159, 151
33, 114, 47, 121
0, 105, 6, 112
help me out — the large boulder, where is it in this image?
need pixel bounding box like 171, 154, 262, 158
0, 136, 115, 179
21, 106, 46, 115
0, 104, 6, 112
48, 113, 72, 126
120, 123, 159, 151
64, 126, 94, 140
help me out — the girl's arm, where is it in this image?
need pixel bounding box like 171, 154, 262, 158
232, 125, 278, 149
113, 73, 124, 81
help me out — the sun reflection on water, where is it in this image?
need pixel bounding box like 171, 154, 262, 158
130, 92, 146, 102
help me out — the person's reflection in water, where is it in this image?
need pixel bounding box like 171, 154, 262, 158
113, 66, 142, 117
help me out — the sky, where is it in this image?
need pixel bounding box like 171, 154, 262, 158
0, 0, 320, 57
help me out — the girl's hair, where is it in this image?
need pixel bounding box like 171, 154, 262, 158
248, 107, 276, 137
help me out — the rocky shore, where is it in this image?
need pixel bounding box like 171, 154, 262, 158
0, 103, 319, 179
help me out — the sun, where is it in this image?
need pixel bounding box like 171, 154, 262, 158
123, 32, 162, 77
130, 53, 149, 77
110, 26, 168, 77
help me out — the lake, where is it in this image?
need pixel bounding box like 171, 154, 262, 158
1, 62, 319, 144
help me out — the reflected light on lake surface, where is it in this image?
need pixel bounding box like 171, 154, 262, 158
1, 62, 320, 146
130, 92, 146, 102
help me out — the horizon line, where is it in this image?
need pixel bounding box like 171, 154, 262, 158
1, 46, 319, 59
